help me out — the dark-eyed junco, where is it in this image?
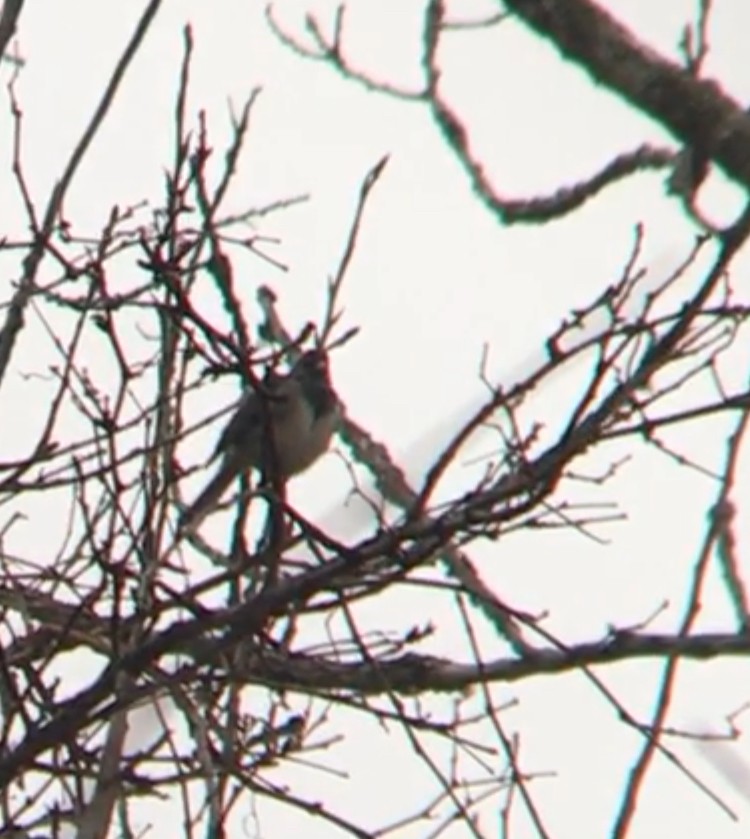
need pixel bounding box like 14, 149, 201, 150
179, 349, 340, 533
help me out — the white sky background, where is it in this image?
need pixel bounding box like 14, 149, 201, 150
4, 0, 750, 837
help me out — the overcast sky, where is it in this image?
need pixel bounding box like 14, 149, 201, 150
4, 1, 750, 837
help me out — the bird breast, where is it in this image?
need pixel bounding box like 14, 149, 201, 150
272, 396, 340, 476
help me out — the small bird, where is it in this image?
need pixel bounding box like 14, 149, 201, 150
179, 349, 340, 534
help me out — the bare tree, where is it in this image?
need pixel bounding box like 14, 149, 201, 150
1, 1, 750, 837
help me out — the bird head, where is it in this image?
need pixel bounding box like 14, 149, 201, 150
294, 349, 330, 384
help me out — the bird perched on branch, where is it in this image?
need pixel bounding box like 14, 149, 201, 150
178, 349, 340, 534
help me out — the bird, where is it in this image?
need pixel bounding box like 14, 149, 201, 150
178, 349, 340, 534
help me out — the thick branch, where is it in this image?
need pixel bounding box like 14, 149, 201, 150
503, 0, 750, 189
231, 629, 750, 695
0, 0, 23, 65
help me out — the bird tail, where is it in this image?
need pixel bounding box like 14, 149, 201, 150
177, 463, 238, 536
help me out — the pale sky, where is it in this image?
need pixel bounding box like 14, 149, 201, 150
3, 1, 750, 837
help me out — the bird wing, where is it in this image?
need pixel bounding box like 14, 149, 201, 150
214, 389, 262, 458
214, 374, 297, 460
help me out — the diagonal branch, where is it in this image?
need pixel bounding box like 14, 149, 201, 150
502, 0, 750, 189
